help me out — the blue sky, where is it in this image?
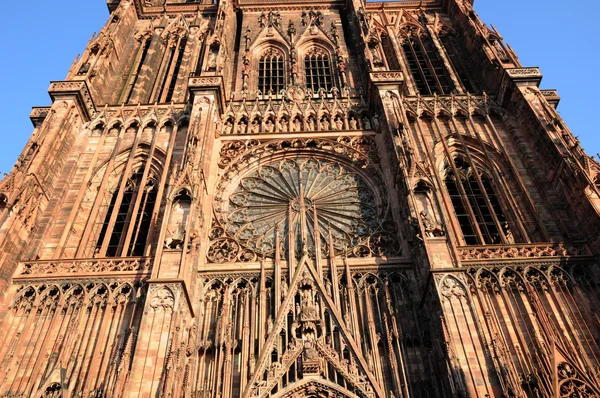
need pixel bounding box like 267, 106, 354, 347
0, 0, 598, 174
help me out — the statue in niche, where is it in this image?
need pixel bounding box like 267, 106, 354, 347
278, 119, 288, 132
503, 222, 515, 244
251, 119, 260, 134
335, 117, 344, 131
293, 118, 302, 132
414, 183, 445, 238
244, 28, 251, 50
306, 117, 315, 131
223, 119, 233, 135
78, 62, 91, 75
369, 37, 385, 67
349, 117, 358, 130
321, 118, 330, 131
238, 120, 248, 134
419, 210, 444, 238
363, 117, 372, 130
288, 21, 296, 41
265, 119, 275, 133
207, 48, 218, 71
165, 222, 186, 249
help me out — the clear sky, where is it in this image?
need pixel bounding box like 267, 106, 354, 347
0, 0, 598, 175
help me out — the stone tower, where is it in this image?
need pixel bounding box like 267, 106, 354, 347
1, 0, 599, 396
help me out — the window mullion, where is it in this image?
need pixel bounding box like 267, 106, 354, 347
99, 177, 131, 257
128, 188, 151, 256
463, 175, 493, 243
116, 183, 142, 256
407, 39, 432, 95
417, 35, 446, 95
268, 57, 273, 94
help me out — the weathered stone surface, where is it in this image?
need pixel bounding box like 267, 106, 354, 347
0, 0, 599, 397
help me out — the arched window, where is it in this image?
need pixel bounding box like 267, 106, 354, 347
439, 34, 480, 93
304, 49, 334, 94
400, 28, 455, 95
258, 49, 285, 96
121, 36, 152, 104
95, 165, 158, 257
156, 34, 188, 103
445, 158, 508, 245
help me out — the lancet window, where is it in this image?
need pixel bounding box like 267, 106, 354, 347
121, 36, 152, 104
400, 28, 455, 95
155, 35, 188, 103
439, 34, 480, 93
258, 49, 285, 95
445, 157, 509, 245
304, 49, 334, 94
95, 163, 158, 257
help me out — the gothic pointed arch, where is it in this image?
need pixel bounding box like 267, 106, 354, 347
258, 47, 287, 97
436, 137, 527, 245
397, 22, 455, 95
68, 142, 167, 258
270, 378, 360, 398
295, 37, 339, 97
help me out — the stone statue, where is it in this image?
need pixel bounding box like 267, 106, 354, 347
420, 210, 444, 237
165, 222, 186, 249
349, 117, 358, 130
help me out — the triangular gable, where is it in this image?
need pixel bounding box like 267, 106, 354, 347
243, 255, 384, 398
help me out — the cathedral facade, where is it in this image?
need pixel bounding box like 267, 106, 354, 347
1, 0, 600, 396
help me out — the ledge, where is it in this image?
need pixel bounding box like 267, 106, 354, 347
30, 107, 51, 128
48, 80, 96, 121
457, 242, 589, 264
15, 256, 152, 278
497, 67, 543, 106
540, 89, 560, 108
188, 75, 226, 113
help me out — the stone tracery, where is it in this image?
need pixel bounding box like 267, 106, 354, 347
209, 137, 400, 263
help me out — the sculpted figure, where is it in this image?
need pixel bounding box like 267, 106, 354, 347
349, 117, 358, 130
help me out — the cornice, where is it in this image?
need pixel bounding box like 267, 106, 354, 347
133, 0, 218, 18
48, 80, 97, 121
188, 75, 227, 112
365, 0, 441, 11
29, 106, 51, 128
237, 0, 343, 9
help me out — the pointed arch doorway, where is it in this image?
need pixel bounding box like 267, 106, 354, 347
271, 378, 362, 398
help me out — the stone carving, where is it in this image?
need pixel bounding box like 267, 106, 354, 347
148, 286, 176, 312
165, 222, 186, 249
19, 257, 152, 275
419, 210, 444, 237
207, 238, 240, 263
458, 243, 586, 261
212, 145, 399, 261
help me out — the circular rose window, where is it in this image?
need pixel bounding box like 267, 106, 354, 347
210, 154, 400, 261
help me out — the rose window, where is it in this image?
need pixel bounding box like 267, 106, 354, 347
210, 155, 400, 261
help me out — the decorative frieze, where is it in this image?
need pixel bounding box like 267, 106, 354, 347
458, 243, 588, 262
17, 257, 152, 276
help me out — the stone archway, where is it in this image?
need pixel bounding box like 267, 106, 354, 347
271, 378, 362, 398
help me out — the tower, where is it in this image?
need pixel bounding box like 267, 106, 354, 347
0, 0, 600, 396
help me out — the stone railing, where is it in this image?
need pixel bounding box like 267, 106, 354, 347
17, 257, 152, 276
458, 243, 588, 262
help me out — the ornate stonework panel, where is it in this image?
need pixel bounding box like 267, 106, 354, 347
209, 137, 401, 262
